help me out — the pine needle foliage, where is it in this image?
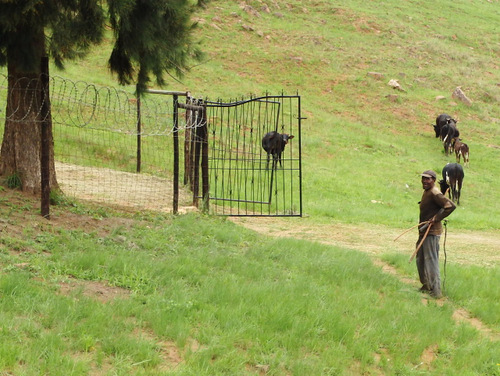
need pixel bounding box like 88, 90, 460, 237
0, 0, 203, 91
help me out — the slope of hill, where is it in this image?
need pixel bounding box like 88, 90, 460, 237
57, 0, 500, 230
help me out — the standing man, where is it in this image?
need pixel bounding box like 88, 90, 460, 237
417, 170, 456, 298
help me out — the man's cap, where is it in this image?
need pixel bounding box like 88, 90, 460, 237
420, 170, 437, 179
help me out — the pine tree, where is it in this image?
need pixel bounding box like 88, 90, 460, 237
0, 0, 202, 193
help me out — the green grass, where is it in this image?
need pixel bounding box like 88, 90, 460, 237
1, 0, 500, 374
383, 252, 500, 327
0, 210, 499, 375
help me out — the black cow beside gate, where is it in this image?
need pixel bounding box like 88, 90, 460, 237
262, 131, 294, 170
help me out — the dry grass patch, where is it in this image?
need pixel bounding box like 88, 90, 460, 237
58, 277, 130, 304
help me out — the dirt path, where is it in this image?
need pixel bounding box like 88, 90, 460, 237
54, 162, 500, 269
229, 217, 500, 267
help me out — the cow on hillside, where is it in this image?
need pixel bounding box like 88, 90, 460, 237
262, 131, 294, 170
441, 119, 460, 155
452, 138, 470, 167
433, 113, 456, 139
439, 163, 464, 205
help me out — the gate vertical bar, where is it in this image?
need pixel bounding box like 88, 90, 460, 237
298, 95, 303, 216
173, 94, 179, 214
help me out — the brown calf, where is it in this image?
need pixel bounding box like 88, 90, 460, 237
453, 138, 470, 167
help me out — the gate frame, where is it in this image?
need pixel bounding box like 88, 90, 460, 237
204, 94, 303, 217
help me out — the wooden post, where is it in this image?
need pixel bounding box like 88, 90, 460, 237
176, 101, 206, 208
192, 107, 201, 207
189, 106, 196, 192
173, 95, 179, 214
40, 56, 51, 219
201, 103, 209, 212
184, 106, 191, 186
184, 93, 192, 186
136, 88, 141, 173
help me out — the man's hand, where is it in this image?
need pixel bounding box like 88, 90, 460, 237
419, 217, 435, 233
419, 222, 429, 233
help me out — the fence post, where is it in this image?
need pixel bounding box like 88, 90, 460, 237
184, 108, 190, 186
184, 93, 192, 186
173, 95, 179, 214
188, 100, 196, 192
40, 56, 51, 219
201, 102, 209, 212
192, 106, 201, 207
136, 87, 141, 173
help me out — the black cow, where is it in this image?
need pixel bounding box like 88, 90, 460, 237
439, 163, 464, 205
433, 113, 456, 139
440, 119, 460, 155
262, 131, 294, 170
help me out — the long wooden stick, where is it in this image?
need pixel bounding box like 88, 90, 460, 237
395, 188, 450, 243
393, 221, 428, 242
409, 222, 433, 263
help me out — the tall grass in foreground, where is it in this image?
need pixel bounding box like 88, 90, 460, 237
383, 252, 500, 329
1, 211, 499, 375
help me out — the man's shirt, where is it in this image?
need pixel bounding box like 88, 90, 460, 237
419, 186, 456, 235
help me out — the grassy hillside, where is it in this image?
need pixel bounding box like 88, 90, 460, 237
55, 0, 500, 230
1, 1, 500, 375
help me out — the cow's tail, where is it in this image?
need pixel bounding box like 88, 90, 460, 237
450, 177, 461, 202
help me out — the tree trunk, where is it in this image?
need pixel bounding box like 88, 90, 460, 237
0, 27, 58, 194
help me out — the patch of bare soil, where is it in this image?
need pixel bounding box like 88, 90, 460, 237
58, 277, 130, 304
131, 327, 183, 371
56, 162, 197, 214
418, 344, 439, 371
452, 308, 500, 341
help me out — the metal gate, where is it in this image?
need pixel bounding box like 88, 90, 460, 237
202, 94, 303, 216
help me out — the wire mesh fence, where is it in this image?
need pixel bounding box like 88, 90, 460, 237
0, 73, 302, 216
1, 73, 194, 213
